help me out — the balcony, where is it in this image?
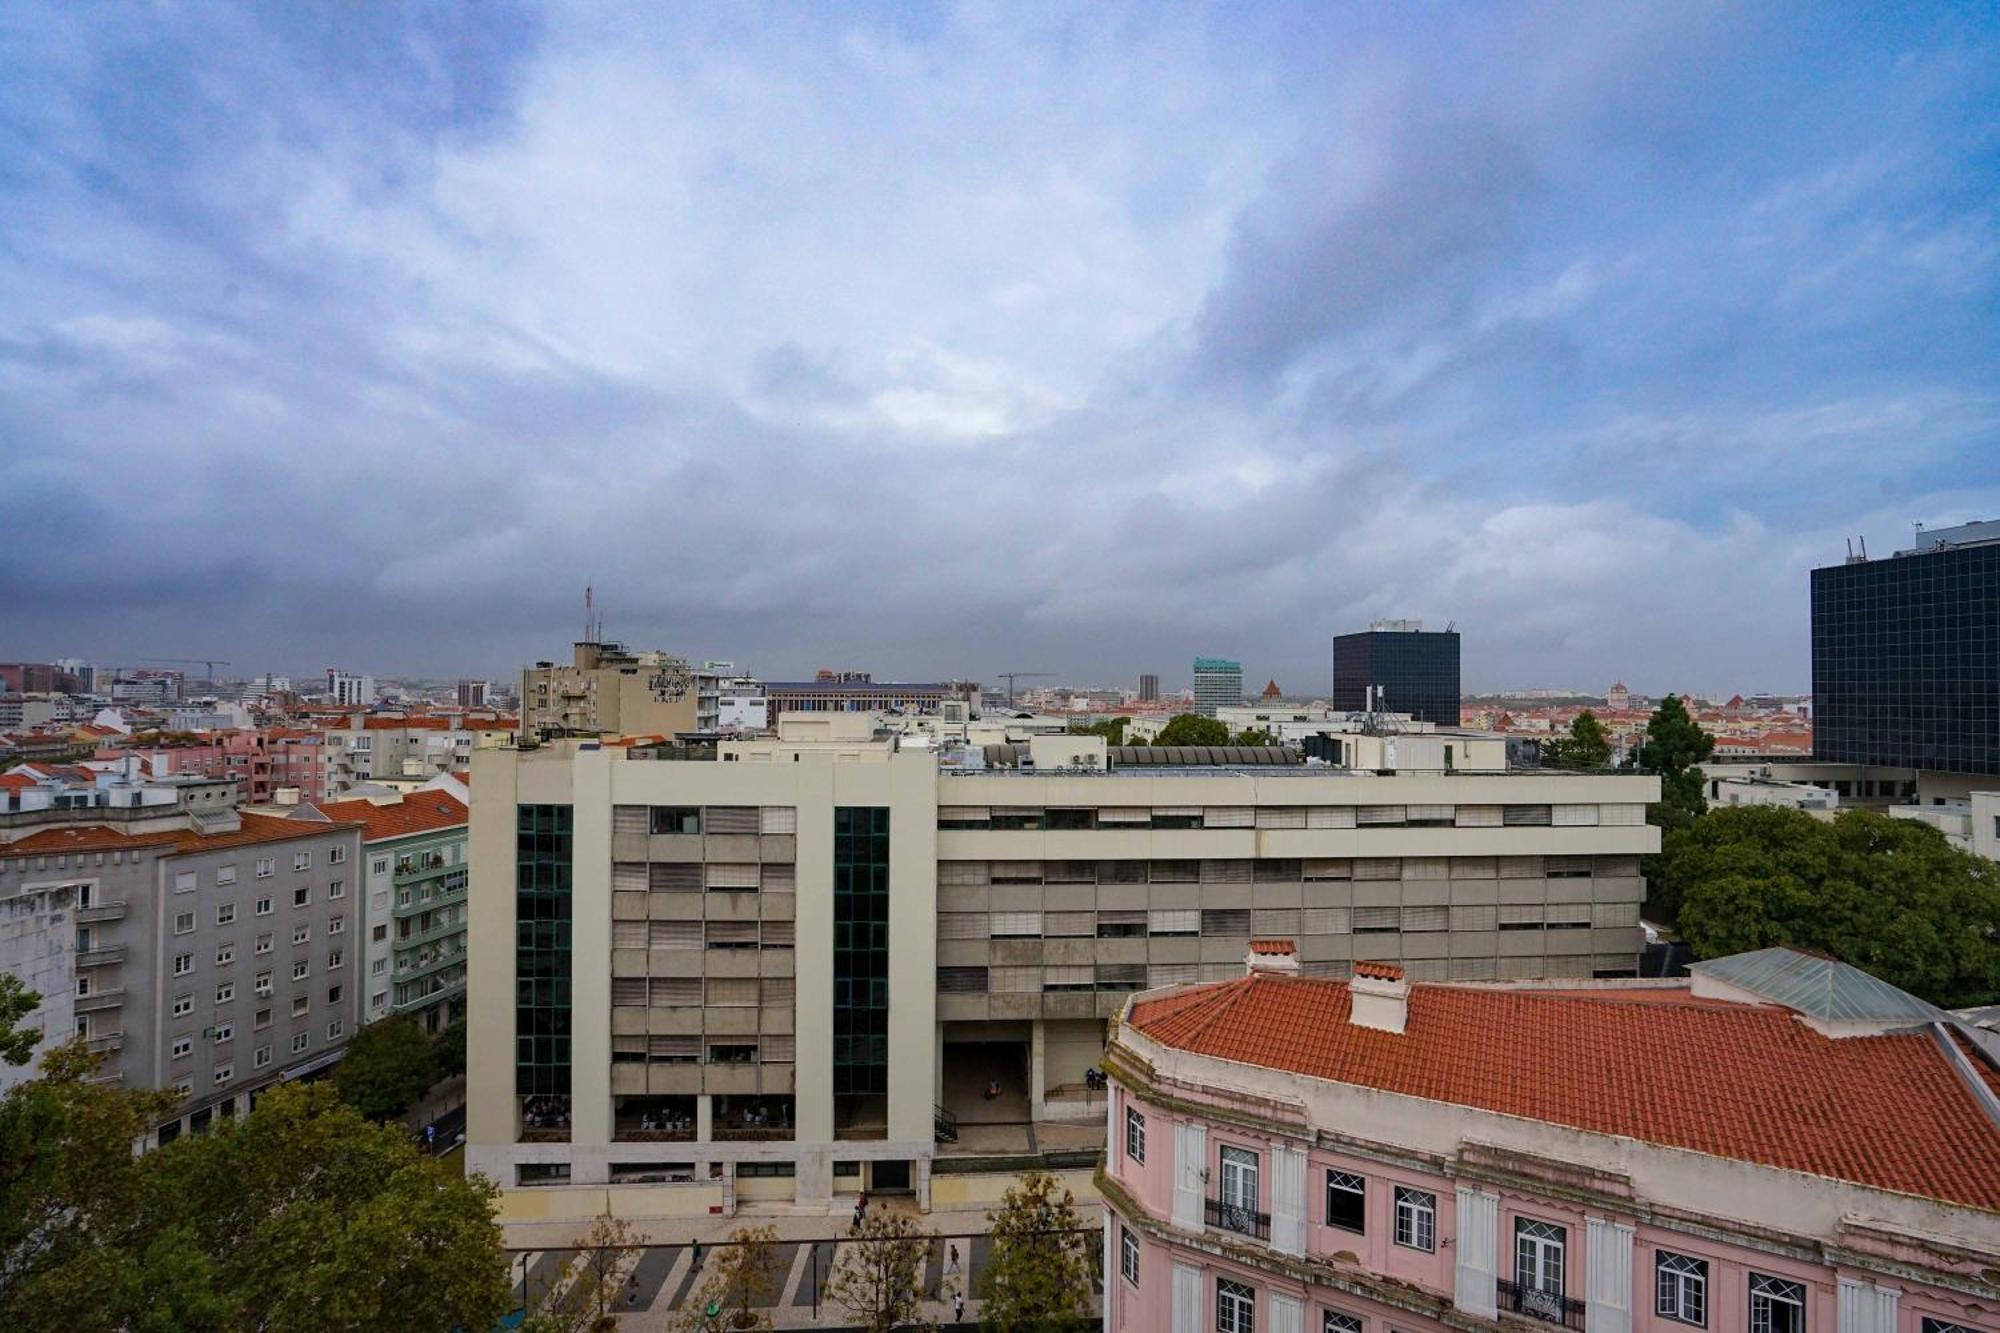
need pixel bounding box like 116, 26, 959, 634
1497, 1280, 1586, 1330
76, 901, 128, 924
613, 1095, 696, 1142
85, 1033, 124, 1055
519, 1095, 571, 1143
75, 989, 125, 1013
713, 1095, 794, 1141
1205, 1196, 1271, 1241
76, 947, 126, 968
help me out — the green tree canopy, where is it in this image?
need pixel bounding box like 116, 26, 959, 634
433, 1015, 467, 1082
1153, 714, 1229, 747
1634, 695, 1716, 920
1666, 806, 2000, 1007
1066, 718, 1130, 744
0, 1063, 509, 1332
0, 974, 39, 1067
1541, 710, 1611, 770
978, 1169, 1096, 1332
333, 1014, 442, 1122
1230, 727, 1276, 746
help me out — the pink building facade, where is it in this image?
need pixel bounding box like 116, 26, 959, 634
1101, 949, 1999, 1333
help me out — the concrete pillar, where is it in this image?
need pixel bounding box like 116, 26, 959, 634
696, 1094, 713, 1142
570, 750, 613, 1148
795, 1150, 833, 1210
1030, 1018, 1048, 1120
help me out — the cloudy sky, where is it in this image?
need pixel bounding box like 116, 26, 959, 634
3, 3, 1996, 696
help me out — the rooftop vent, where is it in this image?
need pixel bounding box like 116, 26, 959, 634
1350, 961, 1409, 1034
1245, 939, 1299, 976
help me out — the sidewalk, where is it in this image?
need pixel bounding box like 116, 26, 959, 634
504, 1193, 1102, 1253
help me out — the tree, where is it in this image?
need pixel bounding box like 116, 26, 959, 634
679, 1224, 782, 1331
1066, 718, 1130, 744
1541, 710, 1611, 770
1153, 714, 1229, 747
1634, 695, 1715, 920
433, 1015, 467, 1082
565, 1211, 644, 1330
1665, 806, 2000, 1007
1231, 727, 1275, 747
825, 1208, 933, 1332
0, 1069, 511, 1333
978, 1169, 1095, 1332
333, 1014, 441, 1121
0, 974, 40, 1067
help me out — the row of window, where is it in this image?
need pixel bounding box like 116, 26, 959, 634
942, 902, 1633, 940
174, 901, 346, 934
612, 805, 798, 837
939, 804, 1642, 831
606, 1035, 796, 1064
171, 846, 347, 893
939, 855, 1640, 886
610, 976, 795, 1007
609, 919, 796, 950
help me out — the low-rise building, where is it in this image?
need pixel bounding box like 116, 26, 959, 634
1102, 945, 1999, 1333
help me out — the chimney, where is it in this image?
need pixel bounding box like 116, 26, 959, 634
1245, 939, 1300, 976
1349, 961, 1409, 1034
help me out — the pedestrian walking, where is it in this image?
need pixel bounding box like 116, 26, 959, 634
945, 1242, 960, 1278
853, 1190, 868, 1230
691, 1237, 702, 1271
954, 1287, 965, 1323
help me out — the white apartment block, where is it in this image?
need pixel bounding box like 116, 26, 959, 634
466, 718, 1659, 1221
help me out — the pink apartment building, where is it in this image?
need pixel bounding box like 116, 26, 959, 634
1101, 945, 1999, 1333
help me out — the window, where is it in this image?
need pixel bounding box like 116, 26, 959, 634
371, 991, 388, 1012
174, 871, 197, 894
292, 995, 309, 1016
328, 845, 346, 864
327, 1019, 343, 1039
254, 1007, 271, 1029
329, 879, 345, 899
255, 970, 273, 996
1656, 1252, 1707, 1326
171, 1035, 193, 1059
173, 952, 194, 977
327, 949, 344, 970
650, 806, 701, 835
214, 943, 235, 966
292, 924, 310, 945
1516, 1218, 1566, 1298
1217, 1277, 1255, 1333
1394, 1187, 1435, 1251
1922, 1321, 1973, 1333
1218, 1145, 1260, 1235
254, 1044, 272, 1068
1120, 1226, 1140, 1284
1749, 1276, 1804, 1333
1125, 1107, 1146, 1163
255, 932, 273, 954
216, 903, 236, 926
371, 958, 387, 976
216, 864, 237, 885
213, 1022, 234, 1044
172, 993, 194, 1018
327, 984, 342, 1005
255, 858, 274, 878
215, 983, 235, 1004
174, 911, 196, 935
1326, 1170, 1365, 1232
213, 1063, 233, 1085
371, 857, 389, 875
256, 896, 273, 916
293, 886, 311, 908
291, 1031, 310, 1053
372, 923, 387, 942
293, 851, 312, 871
329, 914, 345, 935
1325, 1315, 1363, 1333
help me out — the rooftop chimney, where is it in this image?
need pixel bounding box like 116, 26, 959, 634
1349, 961, 1409, 1034
1245, 939, 1300, 976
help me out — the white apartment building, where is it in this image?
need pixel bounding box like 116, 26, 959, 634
466, 717, 1659, 1222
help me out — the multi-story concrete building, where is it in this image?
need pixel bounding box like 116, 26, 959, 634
305, 793, 469, 1031
761, 674, 961, 727
465, 718, 1657, 1219
325, 670, 376, 707
1813, 520, 2000, 795
320, 716, 477, 796
1333, 621, 1463, 725
1889, 791, 2000, 863
522, 641, 704, 742
0, 769, 363, 1143
1193, 659, 1245, 718
1141, 675, 1162, 704
1100, 945, 1999, 1333
458, 679, 490, 708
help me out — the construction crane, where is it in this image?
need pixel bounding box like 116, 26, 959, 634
999, 671, 1055, 707
139, 657, 232, 688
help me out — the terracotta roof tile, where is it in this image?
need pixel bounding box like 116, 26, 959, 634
5, 824, 177, 854
311, 795, 467, 843
1354, 961, 1405, 981
164, 811, 362, 853
1249, 939, 1296, 955
1127, 975, 2000, 1211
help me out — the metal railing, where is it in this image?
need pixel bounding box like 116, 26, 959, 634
934, 1103, 959, 1142
1497, 1280, 1587, 1330
1205, 1195, 1270, 1240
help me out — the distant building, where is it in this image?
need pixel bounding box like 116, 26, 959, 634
456, 679, 489, 708
1813, 520, 2000, 789
325, 670, 375, 707
1332, 621, 1461, 725
521, 641, 702, 741
1606, 680, 1630, 710
1139, 674, 1160, 703
1102, 945, 2000, 1333
761, 676, 959, 726
0, 663, 61, 693
1191, 658, 1243, 717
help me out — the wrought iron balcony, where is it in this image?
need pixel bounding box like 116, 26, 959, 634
1497, 1280, 1586, 1330
1204, 1195, 1271, 1240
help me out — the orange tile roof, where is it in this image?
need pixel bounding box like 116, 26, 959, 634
1353, 960, 1404, 980
1249, 939, 1296, 955
311, 795, 467, 843
164, 811, 363, 853
1127, 974, 2000, 1211
4, 824, 178, 854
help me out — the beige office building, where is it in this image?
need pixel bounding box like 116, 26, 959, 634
466, 722, 1659, 1218
520, 641, 707, 742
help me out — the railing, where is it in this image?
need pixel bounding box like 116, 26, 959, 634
75, 989, 125, 1013
76, 901, 128, 924
85, 1033, 124, 1054
713, 1125, 794, 1142
76, 947, 126, 968
613, 1126, 695, 1143
934, 1103, 960, 1143
1205, 1195, 1271, 1240
1497, 1280, 1587, 1330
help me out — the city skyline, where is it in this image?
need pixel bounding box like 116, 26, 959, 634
3, 5, 1997, 695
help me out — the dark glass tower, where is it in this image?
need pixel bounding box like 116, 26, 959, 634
1811, 527, 2000, 776
1332, 627, 1461, 725
515, 804, 573, 1101
832, 806, 890, 1125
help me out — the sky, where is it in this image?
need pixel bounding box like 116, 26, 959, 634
2, 2, 1996, 697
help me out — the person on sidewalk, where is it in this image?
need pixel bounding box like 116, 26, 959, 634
953, 1287, 965, 1323
852, 1191, 868, 1231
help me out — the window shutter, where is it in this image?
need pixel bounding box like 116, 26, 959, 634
1306, 806, 1356, 828
1254, 806, 1306, 829
1455, 1188, 1500, 1318
1098, 806, 1151, 824
1203, 806, 1253, 828
1172, 1123, 1206, 1229
938, 862, 990, 886
1200, 860, 1251, 883
704, 863, 759, 890
938, 913, 988, 939
1553, 804, 1599, 826
1271, 1144, 1307, 1255
1301, 907, 1350, 935
704, 806, 759, 834
1172, 1264, 1202, 1333
759, 806, 797, 834
1045, 911, 1095, 937
1356, 805, 1405, 825
1455, 805, 1503, 827
613, 863, 647, 892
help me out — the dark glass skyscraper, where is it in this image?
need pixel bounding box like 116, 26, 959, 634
1811, 523, 2000, 777
1332, 625, 1461, 725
